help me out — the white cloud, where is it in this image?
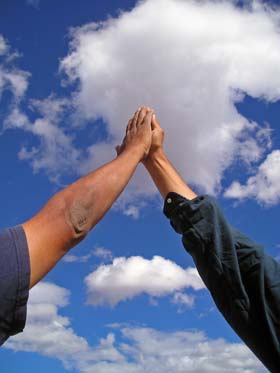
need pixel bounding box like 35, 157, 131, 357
28, 282, 70, 307
3, 70, 30, 100
60, 0, 280, 201
3, 1, 280, 210
225, 149, 280, 205
4, 97, 81, 182
85, 256, 205, 307
63, 246, 113, 263
5, 282, 124, 371
93, 246, 113, 261
117, 197, 149, 219
0, 35, 8, 55
171, 292, 195, 311
122, 205, 140, 219
29, 95, 70, 122
63, 253, 92, 263
3, 106, 30, 130
0, 35, 30, 103
114, 326, 265, 373
18, 123, 79, 182
5, 282, 89, 361
0, 38, 80, 183
5, 282, 264, 373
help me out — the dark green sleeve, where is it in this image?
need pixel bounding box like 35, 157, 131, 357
164, 193, 280, 373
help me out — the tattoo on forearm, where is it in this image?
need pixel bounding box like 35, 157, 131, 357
69, 201, 90, 234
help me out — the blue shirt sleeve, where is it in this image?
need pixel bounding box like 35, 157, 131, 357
164, 192, 280, 372
0, 226, 30, 346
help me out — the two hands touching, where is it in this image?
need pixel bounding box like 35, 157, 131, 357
23, 106, 195, 288
116, 106, 164, 164
116, 106, 196, 200
4, 106, 278, 373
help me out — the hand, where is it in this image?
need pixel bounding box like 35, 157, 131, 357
142, 113, 165, 166
149, 114, 165, 155
116, 107, 153, 160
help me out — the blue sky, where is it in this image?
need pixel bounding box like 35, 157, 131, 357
1, 0, 280, 372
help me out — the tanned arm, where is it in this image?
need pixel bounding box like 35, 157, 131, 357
23, 107, 153, 288
142, 114, 197, 200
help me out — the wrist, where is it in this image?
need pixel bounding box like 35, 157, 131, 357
121, 144, 145, 162
143, 147, 166, 167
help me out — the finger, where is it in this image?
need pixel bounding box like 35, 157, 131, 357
126, 119, 133, 134
137, 107, 148, 126
151, 114, 160, 130
131, 109, 141, 131
142, 111, 154, 127
151, 114, 156, 130
139, 108, 153, 125
141, 106, 151, 111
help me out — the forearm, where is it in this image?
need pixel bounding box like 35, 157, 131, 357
64, 148, 142, 236
23, 148, 142, 287
143, 149, 197, 200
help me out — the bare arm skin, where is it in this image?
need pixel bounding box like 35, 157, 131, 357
142, 115, 197, 200
23, 108, 153, 288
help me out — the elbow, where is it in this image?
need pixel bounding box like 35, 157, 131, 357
66, 200, 92, 242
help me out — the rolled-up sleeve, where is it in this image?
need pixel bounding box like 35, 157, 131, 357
0, 226, 30, 346
164, 192, 280, 372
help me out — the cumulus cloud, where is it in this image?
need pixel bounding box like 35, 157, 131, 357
115, 327, 264, 373
85, 256, 205, 307
5, 282, 263, 373
3, 0, 280, 209
27, 282, 70, 306
5, 282, 89, 361
60, 0, 280, 201
5, 282, 124, 371
225, 149, 280, 205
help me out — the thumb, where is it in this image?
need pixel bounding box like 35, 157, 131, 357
152, 113, 160, 130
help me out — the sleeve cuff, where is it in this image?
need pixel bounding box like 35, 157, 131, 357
163, 192, 210, 235
9, 226, 30, 336
163, 192, 206, 216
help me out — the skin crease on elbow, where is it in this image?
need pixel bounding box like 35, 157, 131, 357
69, 200, 90, 235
